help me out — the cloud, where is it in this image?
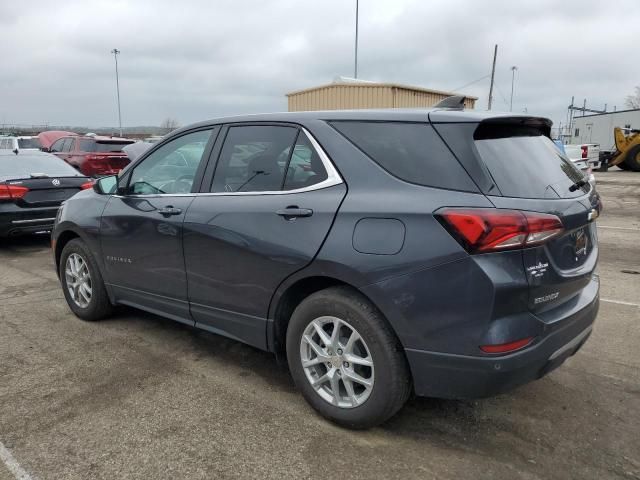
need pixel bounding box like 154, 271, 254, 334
1, 0, 637, 128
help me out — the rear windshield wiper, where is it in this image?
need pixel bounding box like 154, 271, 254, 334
569, 179, 588, 192
30, 173, 50, 178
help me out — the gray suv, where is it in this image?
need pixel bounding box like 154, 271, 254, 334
53, 108, 600, 428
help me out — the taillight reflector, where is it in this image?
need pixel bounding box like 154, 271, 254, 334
581, 145, 588, 159
437, 208, 563, 253
480, 337, 534, 354
80, 181, 95, 190
0, 184, 29, 201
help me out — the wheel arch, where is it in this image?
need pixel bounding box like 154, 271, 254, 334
268, 272, 402, 361
54, 229, 82, 274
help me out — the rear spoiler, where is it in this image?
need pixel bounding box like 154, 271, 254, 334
474, 117, 552, 139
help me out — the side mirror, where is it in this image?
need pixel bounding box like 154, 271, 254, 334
93, 175, 118, 195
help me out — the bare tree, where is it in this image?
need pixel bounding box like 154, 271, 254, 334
160, 117, 180, 133
625, 86, 640, 109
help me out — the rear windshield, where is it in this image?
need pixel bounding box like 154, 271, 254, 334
0, 154, 82, 180
79, 139, 133, 153
474, 125, 589, 199
330, 121, 478, 192
18, 138, 41, 149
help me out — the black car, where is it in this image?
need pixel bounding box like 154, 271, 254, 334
0, 151, 93, 237
52, 107, 600, 428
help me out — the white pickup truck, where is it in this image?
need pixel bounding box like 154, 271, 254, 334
564, 144, 600, 169
564, 143, 600, 184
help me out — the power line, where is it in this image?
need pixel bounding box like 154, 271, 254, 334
452, 74, 491, 92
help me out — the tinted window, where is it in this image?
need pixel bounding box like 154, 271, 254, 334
128, 129, 213, 195
331, 121, 477, 191
212, 126, 297, 192
283, 133, 328, 190
0, 139, 11, 149
50, 139, 65, 152
18, 138, 41, 149
79, 139, 134, 153
0, 153, 82, 180
474, 126, 588, 199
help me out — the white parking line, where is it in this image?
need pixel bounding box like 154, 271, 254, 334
601, 298, 640, 308
597, 225, 640, 231
0, 442, 34, 480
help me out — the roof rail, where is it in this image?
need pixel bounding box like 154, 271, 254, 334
433, 95, 466, 110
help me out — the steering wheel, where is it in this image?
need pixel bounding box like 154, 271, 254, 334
159, 174, 195, 194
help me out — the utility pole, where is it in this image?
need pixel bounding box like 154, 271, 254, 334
111, 48, 122, 137
487, 44, 498, 110
354, 0, 359, 79
509, 65, 518, 112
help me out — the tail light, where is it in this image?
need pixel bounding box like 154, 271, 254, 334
80, 180, 95, 190
436, 208, 564, 253
581, 145, 588, 159
0, 184, 29, 201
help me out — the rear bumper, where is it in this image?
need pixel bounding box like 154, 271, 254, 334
0, 208, 59, 236
406, 285, 599, 399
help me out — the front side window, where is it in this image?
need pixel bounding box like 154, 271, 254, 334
211, 126, 297, 192
128, 129, 213, 195
62, 138, 75, 152
50, 139, 65, 153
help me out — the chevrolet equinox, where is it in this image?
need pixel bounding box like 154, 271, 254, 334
53, 107, 600, 428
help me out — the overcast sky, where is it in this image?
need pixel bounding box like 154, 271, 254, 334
1, 0, 638, 129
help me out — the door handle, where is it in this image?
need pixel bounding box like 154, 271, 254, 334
276, 206, 313, 220
157, 206, 182, 216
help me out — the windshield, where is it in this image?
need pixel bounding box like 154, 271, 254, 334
0, 153, 82, 180
474, 126, 588, 199
18, 138, 42, 149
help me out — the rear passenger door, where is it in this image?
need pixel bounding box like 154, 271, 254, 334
183, 124, 346, 349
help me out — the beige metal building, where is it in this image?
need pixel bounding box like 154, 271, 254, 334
287, 80, 477, 112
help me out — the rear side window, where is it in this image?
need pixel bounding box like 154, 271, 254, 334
330, 121, 477, 192
283, 134, 328, 190
212, 126, 298, 192
474, 124, 588, 199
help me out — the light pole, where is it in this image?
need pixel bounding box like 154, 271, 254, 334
509, 65, 518, 112
354, 0, 359, 79
111, 48, 122, 137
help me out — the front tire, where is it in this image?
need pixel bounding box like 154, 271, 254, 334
59, 238, 113, 321
286, 286, 411, 429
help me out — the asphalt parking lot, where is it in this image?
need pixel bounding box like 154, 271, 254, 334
0, 171, 639, 480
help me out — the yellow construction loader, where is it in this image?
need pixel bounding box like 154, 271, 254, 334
607, 127, 640, 171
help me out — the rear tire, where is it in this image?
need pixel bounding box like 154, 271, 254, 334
59, 238, 113, 321
624, 145, 640, 171
286, 286, 411, 429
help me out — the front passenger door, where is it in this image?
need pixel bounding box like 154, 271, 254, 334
100, 128, 217, 322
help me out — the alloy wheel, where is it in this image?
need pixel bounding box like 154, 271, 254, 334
65, 253, 92, 308
300, 316, 375, 408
